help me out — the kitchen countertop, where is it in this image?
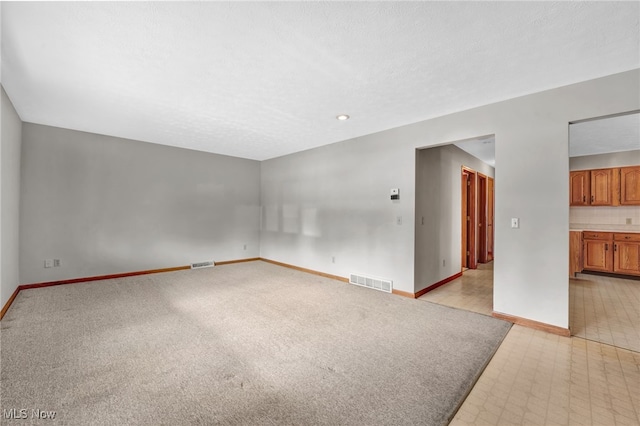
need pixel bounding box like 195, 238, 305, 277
570, 223, 640, 233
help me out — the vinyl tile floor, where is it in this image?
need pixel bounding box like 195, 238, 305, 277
418, 262, 494, 316
570, 272, 640, 353
419, 263, 640, 425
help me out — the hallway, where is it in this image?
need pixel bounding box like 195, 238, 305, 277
418, 263, 493, 316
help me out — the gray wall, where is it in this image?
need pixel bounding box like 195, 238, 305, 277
20, 123, 260, 285
1, 86, 23, 308
260, 132, 414, 291
261, 69, 640, 329
415, 145, 494, 293
569, 150, 640, 170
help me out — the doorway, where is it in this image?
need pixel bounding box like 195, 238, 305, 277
462, 168, 495, 269
414, 136, 495, 311
461, 167, 477, 269
478, 174, 487, 263
477, 173, 495, 263
568, 111, 640, 352
487, 177, 494, 261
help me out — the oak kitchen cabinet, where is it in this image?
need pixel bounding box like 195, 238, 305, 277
569, 165, 640, 207
577, 231, 640, 276
590, 168, 616, 206
569, 231, 583, 277
613, 233, 640, 276
570, 171, 590, 206
620, 166, 640, 205
582, 231, 613, 272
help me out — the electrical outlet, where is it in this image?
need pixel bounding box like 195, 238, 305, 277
443, 259, 446, 267
331, 256, 335, 263
53, 259, 60, 267
44, 259, 53, 268
626, 218, 632, 225
243, 244, 247, 250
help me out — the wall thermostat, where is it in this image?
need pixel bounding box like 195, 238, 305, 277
390, 188, 399, 200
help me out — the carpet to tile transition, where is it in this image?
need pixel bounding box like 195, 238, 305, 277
1, 261, 511, 425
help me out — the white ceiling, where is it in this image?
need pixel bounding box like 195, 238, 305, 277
453, 113, 640, 166
454, 136, 496, 167
570, 113, 640, 157
1, 2, 638, 161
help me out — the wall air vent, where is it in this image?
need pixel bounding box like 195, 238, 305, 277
191, 261, 215, 269
349, 273, 392, 293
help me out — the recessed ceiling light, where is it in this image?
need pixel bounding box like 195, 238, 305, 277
336, 114, 350, 121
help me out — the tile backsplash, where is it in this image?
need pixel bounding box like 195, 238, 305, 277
570, 206, 640, 226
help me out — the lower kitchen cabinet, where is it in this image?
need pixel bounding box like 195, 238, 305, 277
582, 231, 613, 272
583, 237, 613, 272
569, 231, 583, 277
579, 231, 640, 276
613, 233, 640, 276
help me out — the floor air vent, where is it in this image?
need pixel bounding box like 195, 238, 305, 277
349, 274, 392, 293
191, 261, 215, 269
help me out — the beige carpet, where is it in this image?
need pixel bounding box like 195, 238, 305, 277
1, 261, 511, 425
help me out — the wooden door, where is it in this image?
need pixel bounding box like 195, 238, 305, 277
570, 171, 590, 206
590, 169, 614, 206
620, 166, 640, 205
583, 240, 613, 272
487, 177, 494, 261
461, 167, 477, 270
478, 174, 487, 263
613, 242, 640, 275
461, 171, 468, 269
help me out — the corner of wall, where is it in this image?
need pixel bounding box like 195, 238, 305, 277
1, 85, 23, 311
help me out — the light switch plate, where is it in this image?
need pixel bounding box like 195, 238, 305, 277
511, 218, 519, 228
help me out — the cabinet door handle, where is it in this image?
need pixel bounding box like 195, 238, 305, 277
614, 244, 617, 252
591, 195, 594, 202
583, 196, 585, 202
605, 243, 608, 251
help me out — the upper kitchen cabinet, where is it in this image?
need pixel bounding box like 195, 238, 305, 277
569, 112, 639, 208
570, 171, 590, 206
569, 167, 618, 206
620, 166, 640, 205
569, 166, 640, 206
590, 168, 616, 206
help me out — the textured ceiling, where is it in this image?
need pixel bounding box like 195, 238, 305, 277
454, 136, 496, 167
570, 113, 640, 158
454, 112, 640, 167
2, 2, 639, 160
